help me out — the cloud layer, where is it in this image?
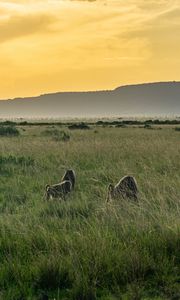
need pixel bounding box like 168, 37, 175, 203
0, 0, 180, 98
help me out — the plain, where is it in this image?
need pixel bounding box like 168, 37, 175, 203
0, 124, 179, 300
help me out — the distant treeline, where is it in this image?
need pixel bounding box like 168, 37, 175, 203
0, 119, 180, 127
95, 119, 180, 126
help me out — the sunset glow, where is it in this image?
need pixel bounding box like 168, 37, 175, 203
0, 0, 180, 99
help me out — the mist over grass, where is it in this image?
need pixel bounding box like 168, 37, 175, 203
0, 126, 179, 299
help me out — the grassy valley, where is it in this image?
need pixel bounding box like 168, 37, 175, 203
0, 123, 179, 299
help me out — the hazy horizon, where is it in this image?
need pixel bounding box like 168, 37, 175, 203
0, 82, 179, 118
0, 80, 179, 101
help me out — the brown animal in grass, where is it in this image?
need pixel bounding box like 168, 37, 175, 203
106, 175, 138, 202
45, 180, 72, 200
61, 169, 76, 190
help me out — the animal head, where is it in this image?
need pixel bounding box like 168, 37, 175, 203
106, 183, 115, 202
62, 169, 76, 189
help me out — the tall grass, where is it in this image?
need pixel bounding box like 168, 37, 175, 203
0, 127, 179, 299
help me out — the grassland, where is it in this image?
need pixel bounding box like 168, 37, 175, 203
0, 124, 179, 300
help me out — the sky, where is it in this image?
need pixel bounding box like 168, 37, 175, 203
0, 0, 180, 99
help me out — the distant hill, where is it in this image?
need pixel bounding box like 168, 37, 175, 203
0, 82, 180, 118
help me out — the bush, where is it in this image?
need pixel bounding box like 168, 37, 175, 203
42, 129, 70, 141
0, 126, 20, 136
175, 127, 180, 131
115, 124, 127, 128
0, 120, 16, 126
68, 123, 90, 130
144, 124, 153, 129
53, 131, 70, 142
19, 121, 28, 125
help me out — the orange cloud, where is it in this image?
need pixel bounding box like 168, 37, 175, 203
0, 13, 56, 43
0, 0, 179, 99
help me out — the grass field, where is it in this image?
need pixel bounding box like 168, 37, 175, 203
0, 125, 179, 300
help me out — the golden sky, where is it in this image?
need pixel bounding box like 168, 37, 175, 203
0, 0, 180, 99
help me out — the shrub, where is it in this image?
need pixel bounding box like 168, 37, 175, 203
53, 131, 70, 142
96, 120, 104, 125
175, 127, 180, 131
115, 124, 126, 128
68, 123, 90, 130
145, 119, 153, 124
0, 126, 20, 136
42, 129, 70, 141
19, 121, 28, 125
41, 129, 59, 136
144, 124, 153, 129
0, 120, 16, 126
